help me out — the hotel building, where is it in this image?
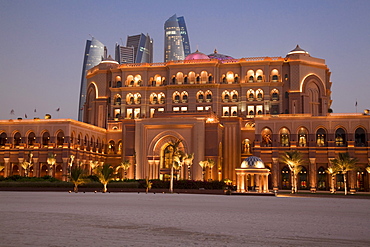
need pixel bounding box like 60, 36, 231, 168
1, 45, 369, 192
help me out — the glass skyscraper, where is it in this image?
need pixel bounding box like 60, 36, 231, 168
78, 37, 105, 121
164, 14, 191, 62
115, 33, 153, 64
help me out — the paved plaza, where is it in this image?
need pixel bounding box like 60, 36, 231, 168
1, 192, 369, 246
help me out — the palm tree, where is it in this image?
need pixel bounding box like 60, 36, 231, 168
69, 166, 89, 193
207, 158, 215, 181
199, 160, 208, 181
183, 153, 194, 180
330, 152, 358, 195
116, 160, 131, 180
145, 177, 152, 194
279, 151, 304, 193
166, 139, 184, 193
95, 163, 114, 193
326, 166, 338, 194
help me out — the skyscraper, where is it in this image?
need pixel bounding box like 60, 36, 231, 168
164, 14, 191, 62
78, 37, 105, 121
115, 33, 153, 64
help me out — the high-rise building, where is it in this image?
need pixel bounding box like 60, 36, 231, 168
164, 14, 191, 62
78, 37, 105, 121
115, 33, 153, 64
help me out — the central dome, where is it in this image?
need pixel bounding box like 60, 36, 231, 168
185, 50, 209, 60
240, 156, 265, 169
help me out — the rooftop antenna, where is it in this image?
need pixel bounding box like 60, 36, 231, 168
89, 34, 93, 39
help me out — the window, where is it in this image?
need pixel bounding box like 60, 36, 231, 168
248, 76, 254, 82
298, 128, 308, 147
257, 75, 262, 82
42, 132, 50, 146
261, 128, 272, 147
335, 128, 346, 147
299, 167, 308, 189
0, 132, 7, 146
316, 128, 326, 147
317, 167, 326, 190
206, 92, 212, 102
355, 128, 367, 147
197, 91, 204, 102
28, 132, 36, 145
272, 75, 278, 82
280, 128, 290, 147
57, 131, 64, 146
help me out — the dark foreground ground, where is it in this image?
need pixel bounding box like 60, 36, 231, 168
1, 191, 370, 247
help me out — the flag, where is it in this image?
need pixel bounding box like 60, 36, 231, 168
56, 108, 60, 112
10, 109, 14, 115
355, 101, 358, 107
34, 109, 37, 113
25, 114, 28, 118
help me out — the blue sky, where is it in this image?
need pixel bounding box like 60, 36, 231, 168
0, 0, 369, 120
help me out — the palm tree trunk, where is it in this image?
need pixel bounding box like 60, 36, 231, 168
103, 183, 107, 193
169, 164, 174, 193
291, 172, 294, 193
74, 184, 78, 193
344, 173, 347, 195
331, 175, 335, 193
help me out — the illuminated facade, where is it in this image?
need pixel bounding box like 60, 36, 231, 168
1, 46, 369, 192
164, 14, 191, 62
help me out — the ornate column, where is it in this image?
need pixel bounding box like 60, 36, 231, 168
18, 158, 24, 176
255, 174, 261, 192
62, 158, 69, 182
272, 158, 279, 191
33, 158, 39, 177
3, 158, 10, 177
309, 158, 317, 193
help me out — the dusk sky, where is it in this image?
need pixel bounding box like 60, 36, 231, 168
0, 0, 369, 120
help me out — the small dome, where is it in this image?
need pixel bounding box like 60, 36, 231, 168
240, 156, 265, 169
287, 45, 309, 56
185, 50, 209, 60
208, 49, 234, 60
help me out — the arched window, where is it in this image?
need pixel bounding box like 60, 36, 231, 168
280, 128, 290, 147
205, 91, 212, 102
257, 75, 263, 82
173, 92, 180, 103
335, 128, 346, 147
316, 128, 326, 147
197, 91, 204, 102
150, 93, 158, 104
158, 93, 165, 104
56, 131, 64, 146
181, 92, 188, 103
261, 128, 272, 147
188, 71, 195, 83
317, 167, 327, 190
108, 140, 115, 154
298, 127, 308, 147
272, 75, 278, 82
42, 132, 50, 146
226, 71, 234, 83
115, 95, 121, 105
355, 127, 367, 147
184, 76, 188, 84
28, 132, 36, 145
117, 140, 122, 154
201, 71, 208, 83
256, 89, 263, 101
247, 89, 255, 101
126, 93, 134, 105
0, 132, 7, 146
257, 110, 263, 115
134, 93, 141, 104
271, 89, 279, 101
249, 76, 254, 82
208, 75, 213, 83
14, 132, 22, 146
231, 91, 238, 102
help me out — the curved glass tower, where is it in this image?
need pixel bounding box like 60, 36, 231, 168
164, 14, 191, 62
78, 37, 105, 121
